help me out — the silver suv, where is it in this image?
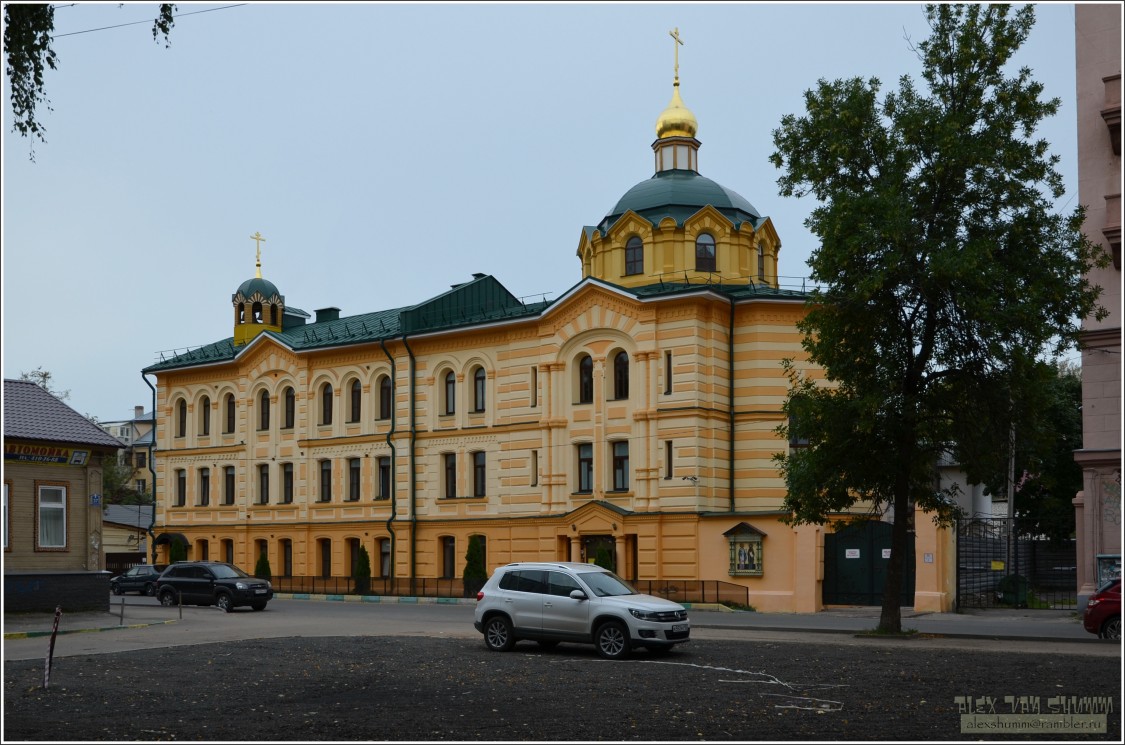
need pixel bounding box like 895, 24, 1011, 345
473, 562, 690, 659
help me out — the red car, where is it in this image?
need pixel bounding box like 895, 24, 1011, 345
1082, 579, 1121, 640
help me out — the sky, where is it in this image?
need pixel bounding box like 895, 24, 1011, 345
1, 1, 1098, 422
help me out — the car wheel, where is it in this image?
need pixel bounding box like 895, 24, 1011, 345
251, 602, 267, 611
111, 584, 123, 596
215, 593, 234, 613
595, 621, 632, 660
145, 583, 156, 597
483, 616, 515, 652
1100, 616, 1121, 640
536, 640, 560, 650
158, 590, 176, 607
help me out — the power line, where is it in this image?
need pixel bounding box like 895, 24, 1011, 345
52, 4, 247, 40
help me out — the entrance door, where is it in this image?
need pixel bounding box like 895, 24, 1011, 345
823, 521, 915, 606
581, 535, 616, 572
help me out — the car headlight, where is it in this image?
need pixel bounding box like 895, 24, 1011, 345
629, 608, 661, 621
235, 581, 248, 590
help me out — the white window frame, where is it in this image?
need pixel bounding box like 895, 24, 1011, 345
37, 485, 67, 549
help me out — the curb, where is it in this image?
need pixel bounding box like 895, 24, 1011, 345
689, 622, 1095, 644
4, 619, 178, 640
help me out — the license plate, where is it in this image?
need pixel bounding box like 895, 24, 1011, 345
254, 589, 267, 594
672, 624, 688, 633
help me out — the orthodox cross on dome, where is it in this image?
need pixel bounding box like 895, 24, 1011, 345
250, 231, 266, 278
669, 27, 683, 84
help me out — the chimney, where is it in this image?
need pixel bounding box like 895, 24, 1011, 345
134, 406, 145, 419
315, 307, 341, 323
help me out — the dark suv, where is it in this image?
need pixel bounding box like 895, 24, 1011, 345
155, 561, 272, 612
109, 564, 166, 596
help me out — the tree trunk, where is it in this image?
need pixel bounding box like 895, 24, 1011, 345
878, 488, 911, 633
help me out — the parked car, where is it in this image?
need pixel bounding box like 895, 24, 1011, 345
109, 564, 166, 596
155, 561, 272, 612
473, 562, 690, 659
1082, 578, 1120, 640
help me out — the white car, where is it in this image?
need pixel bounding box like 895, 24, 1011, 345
473, 562, 690, 659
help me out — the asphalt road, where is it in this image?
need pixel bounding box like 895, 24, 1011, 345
3, 598, 1121, 741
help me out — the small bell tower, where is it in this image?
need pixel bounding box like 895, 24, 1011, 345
232, 231, 284, 346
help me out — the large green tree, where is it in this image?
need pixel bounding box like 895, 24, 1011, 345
770, 4, 1107, 632
4, 3, 175, 152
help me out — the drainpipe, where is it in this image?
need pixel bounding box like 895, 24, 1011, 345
142, 372, 159, 563
728, 294, 736, 512
379, 337, 398, 578
402, 334, 418, 594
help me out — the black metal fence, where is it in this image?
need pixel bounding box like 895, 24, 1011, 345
956, 517, 1077, 610
267, 576, 749, 606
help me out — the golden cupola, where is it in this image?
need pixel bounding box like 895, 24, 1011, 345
653, 27, 700, 174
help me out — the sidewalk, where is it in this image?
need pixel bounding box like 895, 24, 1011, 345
2, 596, 1095, 643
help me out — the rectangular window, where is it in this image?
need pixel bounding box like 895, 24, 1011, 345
320, 460, 332, 502
788, 413, 810, 448
443, 453, 457, 498
135, 452, 146, 469
199, 467, 210, 506
224, 466, 236, 505
282, 463, 294, 504
135, 478, 146, 495
3, 483, 9, 550
282, 539, 293, 577
664, 351, 673, 394
258, 464, 270, 505
225, 395, 236, 433
377, 457, 391, 499
612, 441, 629, 491
37, 485, 66, 548
664, 440, 673, 479
530, 450, 539, 487
348, 458, 361, 501
530, 366, 537, 408
577, 444, 593, 493
473, 451, 486, 497
224, 539, 234, 564
175, 469, 186, 507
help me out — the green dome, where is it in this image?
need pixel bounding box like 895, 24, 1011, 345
600, 170, 761, 233
235, 277, 281, 300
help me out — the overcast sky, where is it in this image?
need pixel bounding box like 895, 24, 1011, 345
1, 1, 1094, 421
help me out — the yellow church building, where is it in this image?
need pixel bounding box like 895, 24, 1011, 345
144, 44, 953, 614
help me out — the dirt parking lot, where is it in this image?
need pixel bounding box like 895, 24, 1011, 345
4, 634, 1120, 741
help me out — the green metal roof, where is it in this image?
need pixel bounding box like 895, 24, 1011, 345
143, 275, 807, 375
599, 170, 762, 234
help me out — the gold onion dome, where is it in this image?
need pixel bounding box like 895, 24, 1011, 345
655, 81, 697, 139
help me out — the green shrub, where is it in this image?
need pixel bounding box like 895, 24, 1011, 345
254, 552, 272, 580
354, 546, 372, 595
169, 540, 187, 564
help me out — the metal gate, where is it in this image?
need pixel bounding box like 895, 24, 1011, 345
956, 517, 1077, 610
823, 521, 915, 606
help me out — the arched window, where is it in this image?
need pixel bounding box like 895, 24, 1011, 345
284, 387, 295, 429
259, 390, 270, 431
695, 233, 716, 272
613, 351, 629, 400
225, 394, 236, 433
757, 242, 766, 281
578, 355, 593, 404
443, 371, 456, 416
625, 236, 644, 276
270, 305, 278, 325
349, 379, 362, 423
473, 367, 486, 412
321, 384, 333, 425
379, 376, 392, 420
199, 396, 211, 436
252, 301, 263, 323
176, 399, 187, 438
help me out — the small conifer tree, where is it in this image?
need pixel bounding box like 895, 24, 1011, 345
354, 546, 372, 595
254, 551, 272, 580
463, 535, 487, 597
168, 539, 187, 564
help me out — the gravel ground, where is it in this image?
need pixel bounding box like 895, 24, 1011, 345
3, 635, 1120, 741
